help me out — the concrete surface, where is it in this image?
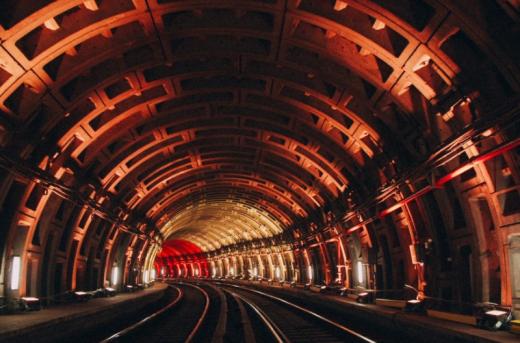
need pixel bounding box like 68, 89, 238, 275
0, 283, 167, 343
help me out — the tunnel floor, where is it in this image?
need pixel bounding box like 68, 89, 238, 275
0, 280, 516, 343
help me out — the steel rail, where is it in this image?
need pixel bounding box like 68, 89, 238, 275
220, 283, 377, 343
181, 282, 211, 343
224, 290, 257, 343
101, 285, 183, 342
231, 291, 287, 343
204, 283, 228, 343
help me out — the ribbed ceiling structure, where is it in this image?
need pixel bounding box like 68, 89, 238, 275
0, 0, 518, 258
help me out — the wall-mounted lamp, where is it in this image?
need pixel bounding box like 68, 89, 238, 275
10, 256, 21, 290
111, 266, 119, 286
357, 261, 364, 284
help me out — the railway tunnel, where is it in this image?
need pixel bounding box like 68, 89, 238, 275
0, 0, 519, 342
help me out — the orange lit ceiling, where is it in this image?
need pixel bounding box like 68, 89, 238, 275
1, 1, 516, 251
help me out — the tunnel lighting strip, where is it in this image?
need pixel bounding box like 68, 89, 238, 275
221, 283, 376, 343
378, 137, 520, 218
231, 292, 287, 343
435, 137, 520, 187
425, 102, 520, 172
101, 285, 183, 342
341, 107, 520, 225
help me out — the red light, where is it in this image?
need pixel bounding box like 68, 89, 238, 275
156, 239, 208, 277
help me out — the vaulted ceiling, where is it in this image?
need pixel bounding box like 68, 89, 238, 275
0, 0, 518, 252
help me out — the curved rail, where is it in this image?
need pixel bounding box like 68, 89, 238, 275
231, 291, 288, 343
224, 290, 256, 343
101, 285, 183, 342
199, 282, 228, 343
219, 283, 377, 343
179, 282, 211, 343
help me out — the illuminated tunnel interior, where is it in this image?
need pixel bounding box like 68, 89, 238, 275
0, 0, 519, 341
156, 239, 207, 278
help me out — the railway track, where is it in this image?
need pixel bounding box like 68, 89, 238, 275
100, 280, 380, 343
101, 282, 209, 342
218, 283, 376, 343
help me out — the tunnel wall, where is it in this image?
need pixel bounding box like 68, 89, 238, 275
168, 147, 520, 313
0, 0, 518, 319
3, 138, 518, 310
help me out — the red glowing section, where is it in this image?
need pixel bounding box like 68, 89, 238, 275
158, 239, 204, 257
155, 239, 208, 278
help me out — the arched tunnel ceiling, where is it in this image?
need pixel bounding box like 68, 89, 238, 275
162, 201, 284, 251
157, 239, 204, 258
0, 0, 518, 252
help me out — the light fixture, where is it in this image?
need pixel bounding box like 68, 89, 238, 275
478, 309, 512, 330
482, 128, 494, 137
405, 299, 424, 313
151, 269, 156, 280
356, 291, 370, 304
230, 267, 235, 276
486, 310, 507, 316
104, 287, 116, 296
275, 266, 281, 280
74, 291, 91, 302
356, 261, 364, 284
111, 266, 119, 286
307, 265, 313, 281
161, 266, 165, 277
21, 297, 41, 311
11, 256, 21, 290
